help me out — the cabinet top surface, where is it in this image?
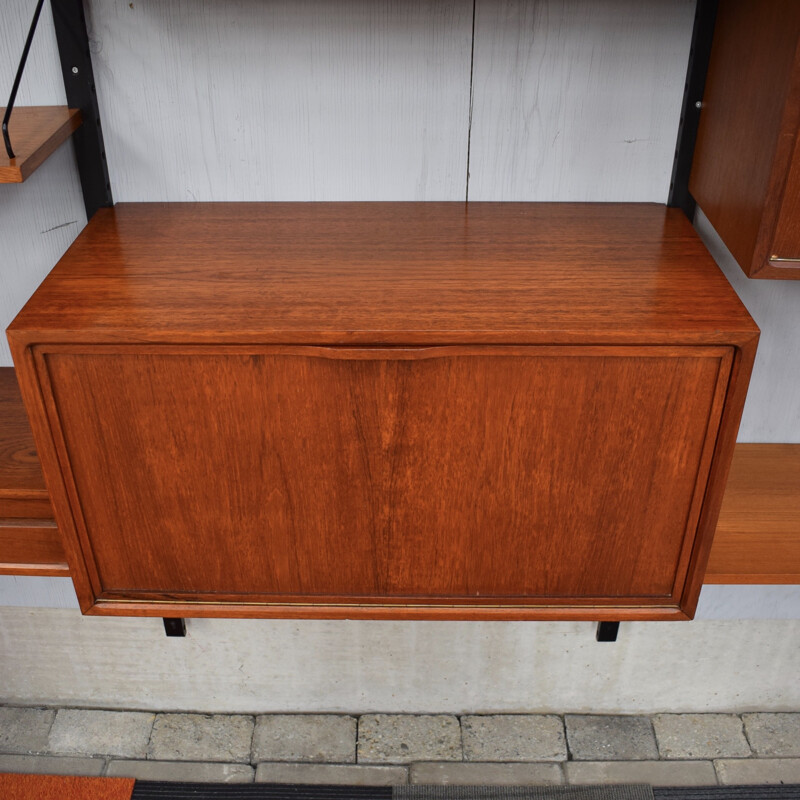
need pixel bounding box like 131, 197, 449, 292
9, 202, 757, 346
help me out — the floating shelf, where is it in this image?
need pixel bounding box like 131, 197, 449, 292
0, 367, 67, 576
0, 106, 81, 183
706, 444, 800, 584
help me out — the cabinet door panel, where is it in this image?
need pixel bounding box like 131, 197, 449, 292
42, 346, 730, 605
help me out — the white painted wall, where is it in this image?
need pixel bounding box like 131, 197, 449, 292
1, 0, 799, 711
468, 0, 694, 201
695, 209, 800, 444
1, 608, 798, 713
0, 0, 87, 366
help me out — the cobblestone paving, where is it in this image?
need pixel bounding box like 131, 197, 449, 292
0, 706, 799, 786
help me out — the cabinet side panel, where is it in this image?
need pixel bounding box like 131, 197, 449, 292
770, 121, 800, 265
42, 347, 728, 607
689, 0, 800, 276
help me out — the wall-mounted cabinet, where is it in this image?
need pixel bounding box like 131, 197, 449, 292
690, 0, 800, 279
7, 202, 758, 620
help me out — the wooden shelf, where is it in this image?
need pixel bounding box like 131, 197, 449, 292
706, 443, 800, 583
0, 106, 81, 183
0, 367, 66, 576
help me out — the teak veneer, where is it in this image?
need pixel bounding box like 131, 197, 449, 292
706, 444, 800, 584
7, 202, 759, 620
0, 107, 82, 184
5, 368, 795, 584
0, 367, 66, 575
690, 0, 800, 279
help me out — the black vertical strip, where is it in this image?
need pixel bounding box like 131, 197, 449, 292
50, 0, 113, 220
465, 0, 477, 202
667, 0, 719, 220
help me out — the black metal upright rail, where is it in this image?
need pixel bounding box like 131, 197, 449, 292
668, 0, 719, 220
3, 0, 47, 159
50, 0, 112, 219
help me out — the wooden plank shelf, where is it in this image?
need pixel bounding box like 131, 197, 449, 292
0, 106, 81, 183
0, 367, 66, 576
705, 443, 800, 583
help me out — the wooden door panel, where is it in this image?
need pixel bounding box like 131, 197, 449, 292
42, 346, 730, 605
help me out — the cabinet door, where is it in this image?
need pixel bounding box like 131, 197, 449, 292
35, 345, 731, 618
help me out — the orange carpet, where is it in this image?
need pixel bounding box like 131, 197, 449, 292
0, 773, 134, 800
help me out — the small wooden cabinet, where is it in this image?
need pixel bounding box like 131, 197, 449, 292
7, 203, 758, 620
690, 0, 800, 279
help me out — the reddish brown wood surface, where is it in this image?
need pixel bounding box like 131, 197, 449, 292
690, 0, 800, 279
0, 368, 65, 575
0, 520, 68, 576
41, 346, 729, 606
7, 203, 756, 346
7, 203, 758, 619
0, 107, 81, 183
706, 444, 800, 583
0, 367, 48, 505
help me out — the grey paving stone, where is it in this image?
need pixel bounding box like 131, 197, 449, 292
715, 758, 800, 785
107, 759, 254, 782
411, 762, 564, 785
0, 754, 104, 777
252, 715, 356, 763
652, 714, 751, 759
48, 709, 154, 758
358, 715, 461, 764
565, 760, 717, 786
565, 715, 658, 761
147, 713, 253, 763
742, 713, 800, 757
256, 763, 408, 785
0, 707, 55, 755
462, 716, 567, 762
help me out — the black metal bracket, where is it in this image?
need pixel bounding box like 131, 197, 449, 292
50, 0, 113, 220
163, 618, 186, 637
3, 0, 47, 159
667, 0, 719, 220
596, 621, 620, 642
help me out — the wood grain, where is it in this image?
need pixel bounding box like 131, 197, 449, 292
0, 368, 65, 575
0, 367, 49, 507
7, 203, 758, 618
689, 0, 800, 279
7, 203, 758, 347
0, 520, 67, 576
41, 346, 728, 606
706, 444, 800, 583
0, 107, 81, 183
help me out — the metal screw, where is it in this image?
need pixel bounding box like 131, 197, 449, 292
71, 66, 79, 74
695, 100, 703, 109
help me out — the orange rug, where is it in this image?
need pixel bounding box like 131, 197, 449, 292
0, 773, 134, 800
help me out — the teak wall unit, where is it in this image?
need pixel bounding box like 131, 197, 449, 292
690, 0, 800, 279
7, 203, 758, 620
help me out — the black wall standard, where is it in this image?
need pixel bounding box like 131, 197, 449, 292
51, 0, 112, 220
668, 0, 719, 220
